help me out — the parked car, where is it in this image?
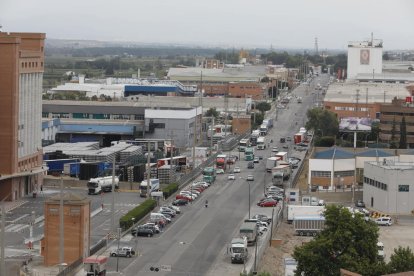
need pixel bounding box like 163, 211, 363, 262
252, 214, 272, 224
258, 156, 263, 160
132, 224, 159, 235
258, 199, 278, 207
286, 137, 292, 141
141, 223, 160, 233
163, 205, 181, 214
234, 167, 241, 173
374, 217, 392, 226
248, 162, 254, 169
356, 200, 366, 208
272, 147, 279, 153
175, 194, 193, 202
253, 157, 260, 163
282, 145, 289, 149
280, 138, 286, 143
110, 247, 135, 257
247, 175, 254, 181
131, 226, 155, 237
228, 174, 235, 180
172, 199, 189, 206
159, 208, 176, 217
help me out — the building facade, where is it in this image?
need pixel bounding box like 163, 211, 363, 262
363, 161, 414, 215
347, 38, 383, 79
201, 82, 263, 100
379, 98, 414, 147
0, 32, 45, 201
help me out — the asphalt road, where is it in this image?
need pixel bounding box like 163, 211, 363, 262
99, 75, 331, 275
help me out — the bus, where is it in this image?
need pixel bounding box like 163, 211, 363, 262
257, 137, 266, 150
239, 139, 250, 152
245, 147, 254, 161
139, 179, 160, 198
203, 167, 216, 183
216, 154, 227, 170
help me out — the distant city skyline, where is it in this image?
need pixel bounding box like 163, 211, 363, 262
1, 0, 413, 50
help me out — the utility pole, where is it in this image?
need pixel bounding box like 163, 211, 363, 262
169, 131, 175, 181
59, 175, 64, 271
147, 141, 151, 198
111, 156, 116, 235
193, 107, 197, 168
224, 83, 229, 138
210, 117, 214, 156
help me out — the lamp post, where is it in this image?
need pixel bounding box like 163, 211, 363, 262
116, 227, 121, 272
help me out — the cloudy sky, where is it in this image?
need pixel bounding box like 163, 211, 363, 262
1, 0, 413, 50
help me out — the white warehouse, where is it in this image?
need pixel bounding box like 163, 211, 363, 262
363, 161, 414, 215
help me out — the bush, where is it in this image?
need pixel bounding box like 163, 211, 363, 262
119, 198, 156, 231
162, 183, 179, 199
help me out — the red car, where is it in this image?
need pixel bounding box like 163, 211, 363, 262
175, 194, 192, 201
258, 199, 278, 207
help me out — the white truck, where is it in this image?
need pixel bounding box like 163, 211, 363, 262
266, 157, 279, 172
293, 216, 325, 236
275, 152, 288, 162
287, 205, 325, 224
240, 222, 257, 246
87, 176, 119, 195
271, 163, 292, 186
263, 118, 274, 129
259, 124, 268, 136
229, 237, 248, 264
140, 179, 160, 198
257, 136, 266, 150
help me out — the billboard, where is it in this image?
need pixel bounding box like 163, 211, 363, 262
339, 117, 372, 132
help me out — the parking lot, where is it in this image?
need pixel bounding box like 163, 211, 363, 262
379, 223, 414, 262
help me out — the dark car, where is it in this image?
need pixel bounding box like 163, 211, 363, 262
172, 199, 189, 206
356, 200, 366, 208
280, 138, 286, 143
248, 162, 254, 169
132, 227, 154, 237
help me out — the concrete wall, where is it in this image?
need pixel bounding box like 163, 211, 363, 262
347, 46, 383, 79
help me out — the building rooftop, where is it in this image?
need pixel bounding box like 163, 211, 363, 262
356, 149, 394, 157
313, 147, 355, 159
145, 107, 202, 120
356, 72, 414, 83
324, 82, 411, 104
368, 160, 414, 170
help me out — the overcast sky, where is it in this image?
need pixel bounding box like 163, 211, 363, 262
1, 0, 413, 50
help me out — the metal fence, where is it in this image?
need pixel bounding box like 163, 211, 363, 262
90, 239, 107, 255
56, 257, 83, 276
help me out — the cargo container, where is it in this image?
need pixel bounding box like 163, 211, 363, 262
287, 205, 325, 224
79, 162, 111, 180
45, 159, 81, 175
63, 162, 81, 177
293, 216, 325, 236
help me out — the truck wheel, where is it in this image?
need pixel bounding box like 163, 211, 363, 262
111, 253, 116, 257
312, 232, 317, 237
299, 231, 304, 236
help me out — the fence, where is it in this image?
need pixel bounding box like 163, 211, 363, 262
56, 257, 83, 276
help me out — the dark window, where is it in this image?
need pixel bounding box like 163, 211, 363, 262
398, 185, 409, 192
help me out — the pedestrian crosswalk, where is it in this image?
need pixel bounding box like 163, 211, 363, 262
5, 223, 30, 233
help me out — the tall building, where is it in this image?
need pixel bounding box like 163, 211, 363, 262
0, 32, 45, 201
347, 36, 383, 79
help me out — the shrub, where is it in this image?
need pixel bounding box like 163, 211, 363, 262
119, 198, 156, 231
162, 183, 179, 199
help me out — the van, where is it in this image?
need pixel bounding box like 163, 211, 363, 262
150, 213, 171, 223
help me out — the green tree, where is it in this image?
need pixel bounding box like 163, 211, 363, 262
293, 205, 386, 276
255, 102, 271, 114
214, 50, 239, 64
305, 108, 339, 137
205, 107, 219, 118
388, 246, 414, 273
390, 116, 398, 149
251, 112, 264, 129
399, 116, 407, 149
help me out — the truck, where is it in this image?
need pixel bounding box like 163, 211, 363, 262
240, 222, 257, 246
271, 163, 292, 185
216, 154, 227, 170
87, 176, 119, 195
244, 147, 254, 161
44, 158, 81, 175
293, 216, 325, 236
301, 196, 319, 206
139, 178, 160, 198
294, 132, 305, 144
250, 130, 260, 146
259, 124, 268, 136
257, 136, 266, 150
275, 152, 288, 162
229, 237, 248, 264
239, 139, 250, 152
263, 118, 274, 129
266, 157, 280, 172
84, 255, 108, 276
203, 167, 216, 183
287, 205, 325, 224
297, 97, 302, 103
63, 162, 80, 177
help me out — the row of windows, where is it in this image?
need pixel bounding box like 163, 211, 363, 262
311, 170, 355, 178
334, 106, 368, 112
382, 112, 414, 117
43, 112, 144, 120
22, 61, 43, 69
364, 176, 388, 191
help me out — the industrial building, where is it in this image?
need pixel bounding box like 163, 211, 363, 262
0, 32, 46, 201
363, 160, 414, 215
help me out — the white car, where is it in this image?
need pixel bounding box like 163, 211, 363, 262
374, 217, 392, 226
228, 174, 235, 180
216, 168, 225, 174
272, 147, 279, 153
247, 175, 254, 181
234, 167, 241, 173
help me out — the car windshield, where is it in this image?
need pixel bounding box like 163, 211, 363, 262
232, 247, 244, 253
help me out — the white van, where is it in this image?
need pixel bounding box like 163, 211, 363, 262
150, 213, 171, 223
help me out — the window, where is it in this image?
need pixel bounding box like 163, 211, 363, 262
42, 112, 49, 118
398, 185, 409, 192
92, 114, 110, 119
73, 113, 90, 119
134, 114, 144, 120
311, 171, 331, 177
52, 113, 69, 119
334, 170, 354, 177
153, 123, 165, 129
113, 114, 130, 120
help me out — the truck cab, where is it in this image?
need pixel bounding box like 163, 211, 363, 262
230, 237, 248, 264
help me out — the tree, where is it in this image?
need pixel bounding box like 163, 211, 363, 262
388, 246, 414, 273
205, 107, 219, 118
390, 116, 398, 149
399, 116, 407, 149
293, 205, 385, 276
305, 108, 339, 137
255, 102, 271, 114
251, 112, 264, 129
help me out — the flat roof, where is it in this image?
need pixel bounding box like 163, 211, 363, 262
324, 82, 410, 104
368, 161, 414, 170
